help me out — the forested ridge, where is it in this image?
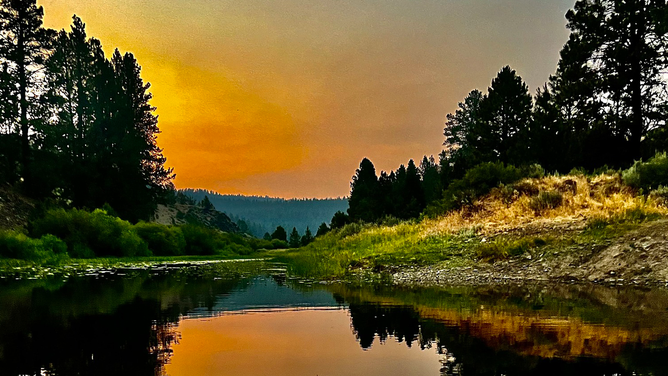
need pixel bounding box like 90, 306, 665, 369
181, 189, 348, 238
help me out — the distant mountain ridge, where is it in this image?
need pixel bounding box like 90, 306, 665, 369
181, 189, 349, 237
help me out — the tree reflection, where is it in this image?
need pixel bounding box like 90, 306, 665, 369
341, 286, 668, 376
0, 269, 247, 376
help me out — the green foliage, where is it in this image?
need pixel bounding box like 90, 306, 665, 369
427, 162, 528, 215
301, 227, 314, 246
0, 231, 68, 263
316, 223, 330, 237
623, 153, 668, 191
30, 208, 150, 258
330, 211, 350, 229
476, 237, 547, 263
528, 191, 564, 213
134, 222, 185, 256
649, 186, 668, 207
288, 227, 301, 248
271, 226, 287, 241
180, 224, 257, 256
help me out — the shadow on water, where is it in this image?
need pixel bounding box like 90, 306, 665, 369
1, 263, 668, 376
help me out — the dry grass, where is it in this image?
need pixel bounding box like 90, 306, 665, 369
422, 174, 668, 238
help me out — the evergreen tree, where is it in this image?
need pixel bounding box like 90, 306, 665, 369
288, 227, 301, 248
480, 66, 533, 165
347, 158, 381, 222
419, 155, 442, 205
199, 196, 215, 211
271, 226, 287, 241
316, 222, 329, 237
301, 227, 314, 246
262, 232, 272, 241
330, 211, 349, 229
552, 0, 668, 164
0, 0, 52, 184
443, 89, 488, 174
403, 159, 425, 218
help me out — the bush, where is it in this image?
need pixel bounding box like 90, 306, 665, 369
181, 224, 256, 256
0, 231, 68, 262
623, 152, 668, 191
528, 191, 563, 213
434, 162, 531, 213
649, 186, 668, 207
181, 224, 220, 255
134, 222, 186, 256
30, 208, 150, 258
336, 222, 368, 238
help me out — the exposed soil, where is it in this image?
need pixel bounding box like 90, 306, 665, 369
393, 219, 668, 287
0, 186, 34, 231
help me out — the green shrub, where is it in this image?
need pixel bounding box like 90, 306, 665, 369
30, 208, 150, 258
181, 224, 220, 255
0, 231, 68, 262
271, 239, 288, 249
529, 191, 563, 213
134, 222, 186, 256
649, 186, 668, 206
476, 237, 546, 262
623, 152, 668, 191
435, 162, 531, 213
336, 222, 368, 238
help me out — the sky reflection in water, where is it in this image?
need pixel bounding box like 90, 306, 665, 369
1, 264, 668, 376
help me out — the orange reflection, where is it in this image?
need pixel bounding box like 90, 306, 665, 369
165, 309, 440, 376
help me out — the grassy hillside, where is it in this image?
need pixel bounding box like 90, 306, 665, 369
275, 173, 668, 279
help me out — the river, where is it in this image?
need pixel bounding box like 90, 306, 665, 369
1, 261, 667, 376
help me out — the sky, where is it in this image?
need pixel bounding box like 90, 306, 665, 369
38, 0, 576, 198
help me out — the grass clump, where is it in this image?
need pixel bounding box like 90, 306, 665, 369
528, 191, 564, 213
475, 237, 548, 263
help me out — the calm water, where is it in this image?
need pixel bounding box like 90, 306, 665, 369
1, 261, 668, 376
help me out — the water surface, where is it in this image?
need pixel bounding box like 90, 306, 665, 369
1, 262, 668, 376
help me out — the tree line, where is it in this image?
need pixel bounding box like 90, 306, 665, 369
341, 0, 668, 226
0, 1, 173, 222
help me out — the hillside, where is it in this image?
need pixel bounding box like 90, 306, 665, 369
154, 203, 239, 233
278, 173, 668, 285
182, 189, 348, 237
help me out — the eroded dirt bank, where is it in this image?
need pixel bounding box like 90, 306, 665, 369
393, 219, 668, 287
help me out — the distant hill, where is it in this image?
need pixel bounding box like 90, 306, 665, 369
181, 189, 349, 237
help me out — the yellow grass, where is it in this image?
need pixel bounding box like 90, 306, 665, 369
422, 174, 668, 238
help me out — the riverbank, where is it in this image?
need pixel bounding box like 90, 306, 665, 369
275, 173, 668, 286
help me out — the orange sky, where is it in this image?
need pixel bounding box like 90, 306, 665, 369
38, 0, 575, 198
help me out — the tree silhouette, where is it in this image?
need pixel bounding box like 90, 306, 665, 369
288, 227, 301, 248
271, 226, 287, 242
348, 158, 381, 222
300, 227, 313, 246
316, 222, 329, 237
0, 0, 52, 185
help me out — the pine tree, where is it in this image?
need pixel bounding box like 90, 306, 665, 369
263, 232, 272, 241
271, 226, 287, 241
289, 227, 301, 248
419, 155, 442, 205
553, 0, 668, 164
480, 66, 533, 165
316, 222, 329, 237
301, 227, 314, 246
0, 0, 52, 184
347, 158, 381, 222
